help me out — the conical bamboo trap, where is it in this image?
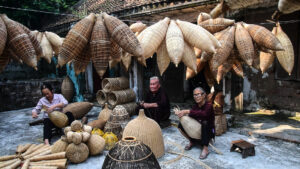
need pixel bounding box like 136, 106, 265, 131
109, 40, 122, 69
166, 20, 184, 67
182, 41, 197, 73
58, 13, 96, 67
90, 14, 111, 78
107, 89, 136, 107
45, 31, 63, 55
103, 13, 143, 57
0, 16, 7, 57
197, 12, 211, 24
61, 76, 74, 102
129, 22, 147, 33
199, 18, 235, 33
278, 0, 300, 14
102, 136, 161, 169
73, 45, 92, 75
0, 47, 10, 73
49, 111, 69, 128
40, 33, 53, 63
102, 77, 129, 92
123, 109, 165, 158
63, 102, 93, 119
156, 38, 170, 76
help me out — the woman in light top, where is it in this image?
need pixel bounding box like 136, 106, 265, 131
32, 83, 74, 145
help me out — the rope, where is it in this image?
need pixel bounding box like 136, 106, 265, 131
161, 140, 184, 165
107, 151, 153, 162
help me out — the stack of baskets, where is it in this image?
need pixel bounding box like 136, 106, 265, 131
96, 77, 138, 116
213, 92, 227, 136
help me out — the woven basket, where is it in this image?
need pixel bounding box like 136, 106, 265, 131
87, 119, 106, 130
204, 65, 215, 88
1, 14, 37, 69
215, 114, 227, 135
210, 1, 227, 19
8, 48, 22, 63
182, 41, 197, 73
0, 48, 10, 73
73, 45, 91, 75
102, 77, 129, 92
225, 0, 263, 9
17, 23, 43, 62
104, 121, 123, 140
166, 20, 184, 67
186, 58, 204, 80
82, 131, 91, 142
103, 13, 143, 57
260, 50, 275, 74
194, 47, 202, 57
102, 136, 161, 169
63, 102, 93, 119
278, 0, 300, 14
83, 125, 92, 133
51, 137, 68, 153
275, 23, 294, 75
109, 40, 122, 68
244, 23, 284, 51
40, 33, 53, 64
58, 13, 96, 67
121, 52, 132, 71
180, 115, 202, 139
197, 12, 211, 24
103, 132, 118, 150
109, 105, 130, 126
98, 103, 112, 122
235, 23, 255, 66
199, 18, 235, 33
45, 31, 63, 56
200, 51, 213, 62
64, 127, 71, 136
232, 59, 244, 78
176, 19, 218, 54
36, 32, 43, 43
90, 14, 110, 78
49, 111, 68, 128
71, 120, 82, 132
107, 89, 136, 106
156, 38, 170, 76
209, 26, 235, 71
252, 44, 260, 70
139, 17, 170, 59
72, 132, 82, 145
61, 76, 74, 102
123, 109, 165, 158
129, 22, 147, 33
96, 90, 107, 106
87, 134, 105, 155
66, 143, 89, 164
119, 102, 138, 117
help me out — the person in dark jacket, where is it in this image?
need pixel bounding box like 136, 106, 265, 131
176, 87, 215, 159
139, 76, 170, 125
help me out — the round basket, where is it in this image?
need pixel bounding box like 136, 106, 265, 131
96, 90, 107, 106
109, 105, 130, 126
66, 143, 89, 164
102, 136, 161, 169
107, 89, 136, 107
71, 120, 82, 132
49, 111, 68, 128
122, 109, 165, 158
87, 134, 105, 155
87, 119, 106, 130
101, 77, 129, 92
51, 137, 68, 153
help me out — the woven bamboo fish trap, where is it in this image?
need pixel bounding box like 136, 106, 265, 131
102, 77, 129, 92
119, 102, 138, 117
121, 52, 132, 71
107, 89, 136, 107
204, 65, 215, 88
209, 26, 235, 71
123, 109, 165, 158
86, 134, 105, 155
8, 48, 22, 63
71, 120, 82, 132
96, 90, 107, 106
45, 31, 63, 55
235, 23, 255, 66
139, 17, 170, 59
129, 22, 147, 33
61, 76, 74, 102
90, 14, 111, 78
176, 19, 220, 54
102, 136, 161, 169
194, 47, 202, 57
244, 23, 284, 51
278, 0, 300, 14
103, 13, 143, 57
199, 18, 235, 33
104, 121, 123, 139
260, 50, 275, 73
252, 44, 260, 70
73, 45, 92, 75
186, 58, 206, 80
31, 30, 38, 37
1, 14, 37, 69
109, 40, 122, 69
224, 0, 264, 9
98, 103, 112, 122
66, 143, 89, 164
156, 38, 170, 76
51, 137, 68, 153
41, 33, 53, 64
197, 12, 211, 24
166, 20, 184, 67
63, 102, 93, 119
200, 51, 213, 62
58, 13, 96, 67
87, 119, 106, 130
232, 59, 244, 77
181, 115, 202, 139
108, 105, 130, 127
0, 48, 10, 73
182, 41, 197, 73
49, 111, 68, 128
274, 23, 294, 75
36, 32, 43, 43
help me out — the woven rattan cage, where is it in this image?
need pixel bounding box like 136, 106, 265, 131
102, 77, 129, 92
61, 76, 74, 102
107, 89, 136, 107
63, 102, 93, 119
96, 90, 107, 106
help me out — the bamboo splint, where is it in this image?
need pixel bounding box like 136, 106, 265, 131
30, 152, 66, 162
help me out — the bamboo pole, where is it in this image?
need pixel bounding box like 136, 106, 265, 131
30, 152, 66, 162
0, 155, 16, 161
16, 144, 32, 154
22, 144, 38, 156
29, 159, 67, 169
24, 146, 51, 160
29, 166, 58, 169
4, 159, 21, 169
0, 159, 18, 168
21, 159, 30, 169
33, 149, 52, 157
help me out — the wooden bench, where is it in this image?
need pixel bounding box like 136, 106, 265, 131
230, 139, 255, 158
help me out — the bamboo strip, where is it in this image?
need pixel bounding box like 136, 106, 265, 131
209, 143, 223, 155
22, 144, 39, 156
24, 146, 51, 160
30, 152, 66, 162
0, 155, 16, 161
23, 144, 48, 158
35, 149, 52, 157
21, 159, 30, 169
29, 159, 67, 169
3, 159, 21, 169
0, 159, 18, 168
16, 144, 32, 154
29, 166, 58, 169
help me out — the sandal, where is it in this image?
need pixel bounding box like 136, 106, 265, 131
199, 152, 209, 159
184, 143, 194, 150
